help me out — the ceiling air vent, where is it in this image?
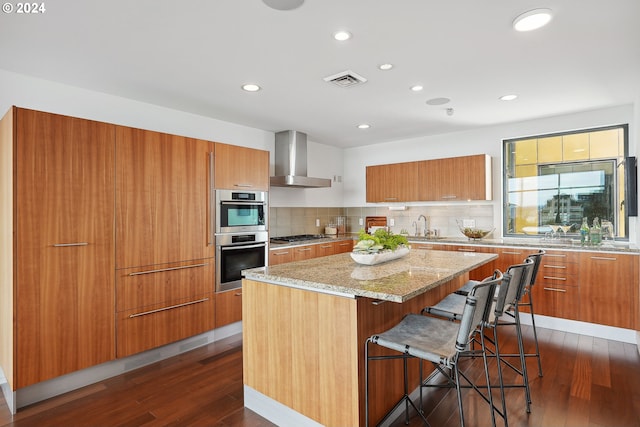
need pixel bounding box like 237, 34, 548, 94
323, 70, 367, 88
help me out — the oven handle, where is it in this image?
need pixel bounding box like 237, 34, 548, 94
219, 200, 266, 206
220, 243, 267, 251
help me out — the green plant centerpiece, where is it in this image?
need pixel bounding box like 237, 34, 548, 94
351, 229, 410, 265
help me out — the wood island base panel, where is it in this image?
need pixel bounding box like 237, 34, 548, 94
242, 249, 497, 426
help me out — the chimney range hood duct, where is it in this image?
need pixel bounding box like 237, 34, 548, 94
270, 131, 332, 188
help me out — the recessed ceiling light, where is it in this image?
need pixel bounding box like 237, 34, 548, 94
426, 97, 450, 106
378, 63, 393, 71
333, 30, 352, 41
500, 94, 518, 101
241, 83, 261, 92
513, 8, 553, 32
357, 124, 370, 129
410, 85, 424, 92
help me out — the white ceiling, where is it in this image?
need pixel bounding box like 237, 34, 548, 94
1, 0, 639, 148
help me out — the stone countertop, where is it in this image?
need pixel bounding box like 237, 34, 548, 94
243, 249, 497, 303
268, 233, 639, 254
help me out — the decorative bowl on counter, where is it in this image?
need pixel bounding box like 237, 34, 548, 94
456, 220, 495, 240
350, 246, 410, 265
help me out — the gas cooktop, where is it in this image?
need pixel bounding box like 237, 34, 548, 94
270, 234, 325, 243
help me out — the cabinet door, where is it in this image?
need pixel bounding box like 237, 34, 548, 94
116, 126, 215, 268
531, 283, 580, 320
15, 108, 115, 388
117, 294, 215, 358
292, 244, 318, 261
334, 240, 355, 254
579, 253, 638, 329
214, 142, 269, 190
366, 162, 418, 202
450, 245, 498, 281
215, 288, 243, 327
317, 243, 336, 257
418, 155, 491, 201
269, 248, 293, 265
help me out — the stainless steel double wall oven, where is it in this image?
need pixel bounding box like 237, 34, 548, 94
214, 190, 268, 292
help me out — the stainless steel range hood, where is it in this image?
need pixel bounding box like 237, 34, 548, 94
270, 131, 332, 188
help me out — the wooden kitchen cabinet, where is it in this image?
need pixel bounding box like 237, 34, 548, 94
214, 142, 269, 190
292, 244, 318, 261
418, 154, 492, 201
269, 247, 293, 265
366, 161, 419, 202
115, 126, 215, 268
117, 294, 215, 357
578, 252, 638, 329
215, 288, 243, 327
115, 126, 217, 357
528, 250, 580, 320
6, 107, 116, 388
334, 239, 355, 254
316, 242, 336, 257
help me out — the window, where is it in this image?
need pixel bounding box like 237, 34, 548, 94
503, 125, 630, 239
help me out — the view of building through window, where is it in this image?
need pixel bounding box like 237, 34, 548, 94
503, 124, 629, 239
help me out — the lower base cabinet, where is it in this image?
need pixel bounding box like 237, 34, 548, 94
215, 289, 243, 327
116, 294, 215, 357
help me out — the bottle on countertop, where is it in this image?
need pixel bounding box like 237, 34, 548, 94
580, 217, 589, 246
590, 217, 602, 246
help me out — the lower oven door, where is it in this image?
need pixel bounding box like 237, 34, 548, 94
216, 241, 266, 292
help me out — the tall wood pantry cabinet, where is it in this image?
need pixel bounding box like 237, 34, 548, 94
0, 107, 116, 389
114, 126, 216, 357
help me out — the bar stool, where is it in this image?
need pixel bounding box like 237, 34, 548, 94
364, 274, 502, 427
455, 249, 545, 377
423, 258, 535, 426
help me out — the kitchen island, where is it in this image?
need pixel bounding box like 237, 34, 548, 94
242, 249, 497, 427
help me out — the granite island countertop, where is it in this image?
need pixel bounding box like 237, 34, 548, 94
243, 249, 497, 303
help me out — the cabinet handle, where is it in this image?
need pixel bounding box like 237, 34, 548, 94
272, 251, 290, 256
441, 195, 457, 199
234, 292, 242, 297
53, 242, 89, 247
320, 245, 333, 249
543, 275, 566, 281
128, 262, 208, 276
384, 197, 398, 201
208, 151, 215, 246
415, 246, 433, 250
457, 248, 476, 252
338, 242, 352, 246
545, 253, 567, 258
297, 248, 312, 252
371, 300, 387, 305
502, 251, 522, 255
543, 265, 566, 269
128, 297, 209, 318
234, 183, 253, 188
590, 256, 617, 261
543, 287, 567, 293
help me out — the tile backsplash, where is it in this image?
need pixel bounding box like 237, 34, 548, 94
269, 205, 494, 238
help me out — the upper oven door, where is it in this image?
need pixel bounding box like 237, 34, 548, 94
215, 190, 268, 233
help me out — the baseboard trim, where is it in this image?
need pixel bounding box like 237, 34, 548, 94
9, 322, 242, 413
244, 385, 323, 427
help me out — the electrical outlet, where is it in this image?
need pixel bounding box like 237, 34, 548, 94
359, 218, 363, 226
389, 218, 395, 226
462, 219, 476, 228
315, 218, 320, 227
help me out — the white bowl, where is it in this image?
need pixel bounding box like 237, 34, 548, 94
350, 246, 410, 265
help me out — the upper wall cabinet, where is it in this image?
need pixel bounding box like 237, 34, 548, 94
366, 161, 419, 203
418, 154, 492, 201
366, 154, 492, 203
214, 142, 269, 191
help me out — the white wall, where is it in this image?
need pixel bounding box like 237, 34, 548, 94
343, 104, 637, 242
0, 69, 346, 207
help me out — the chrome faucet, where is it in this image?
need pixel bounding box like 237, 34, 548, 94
417, 214, 429, 237
412, 221, 419, 236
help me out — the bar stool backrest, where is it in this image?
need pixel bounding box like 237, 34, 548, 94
494, 258, 535, 319
455, 273, 502, 351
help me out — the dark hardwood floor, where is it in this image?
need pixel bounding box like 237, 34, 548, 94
1, 324, 639, 427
